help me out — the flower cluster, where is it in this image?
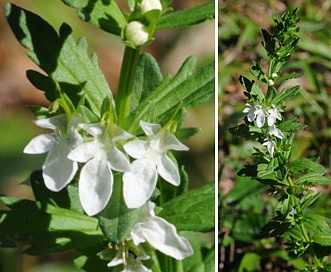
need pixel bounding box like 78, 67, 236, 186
24, 114, 193, 267
243, 102, 284, 157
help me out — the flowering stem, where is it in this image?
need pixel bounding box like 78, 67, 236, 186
115, 46, 140, 124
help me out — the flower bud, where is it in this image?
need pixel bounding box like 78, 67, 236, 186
141, 0, 162, 14
268, 79, 275, 86
125, 21, 149, 46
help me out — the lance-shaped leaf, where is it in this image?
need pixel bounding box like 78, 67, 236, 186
98, 174, 142, 243
127, 57, 214, 131
158, 183, 215, 232
0, 196, 105, 255
131, 53, 163, 112
5, 4, 111, 113
61, 0, 127, 36
156, 1, 215, 30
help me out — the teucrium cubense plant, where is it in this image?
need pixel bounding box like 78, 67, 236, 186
231, 8, 331, 271
0, 1, 215, 271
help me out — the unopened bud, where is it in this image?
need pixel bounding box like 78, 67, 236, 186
125, 21, 149, 46
141, 0, 162, 14
268, 79, 275, 86
271, 73, 278, 78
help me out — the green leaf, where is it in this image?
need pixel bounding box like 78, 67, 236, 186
131, 53, 163, 112
0, 196, 105, 255
26, 70, 57, 101
158, 183, 214, 232
287, 158, 325, 175
313, 233, 331, 246
182, 232, 214, 272
98, 174, 142, 243
224, 176, 266, 205
30, 170, 83, 213
127, 58, 214, 131
61, 0, 127, 36
175, 127, 200, 142
304, 214, 331, 234
156, 1, 215, 30
277, 117, 307, 132
300, 192, 322, 211
295, 173, 331, 186
238, 252, 261, 272
5, 4, 111, 113
270, 85, 300, 105
238, 75, 264, 102
250, 61, 268, 83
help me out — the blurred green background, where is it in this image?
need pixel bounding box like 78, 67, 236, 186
0, 0, 215, 271
219, 0, 331, 271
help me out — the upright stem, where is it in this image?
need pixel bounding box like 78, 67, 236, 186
287, 176, 324, 269
116, 46, 140, 123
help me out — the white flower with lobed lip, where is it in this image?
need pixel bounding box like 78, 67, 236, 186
68, 123, 132, 216
254, 104, 268, 128
24, 114, 82, 192
263, 138, 277, 158
125, 21, 149, 47
123, 121, 188, 208
269, 124, 285, 139
130, 201, 193, 260
141, 0, 162, 14
107, 246, 151, 272
267, 104, 284, 126
243, 103, 268, 128
243, 102, 256, 122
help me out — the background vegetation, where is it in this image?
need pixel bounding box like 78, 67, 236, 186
219, 0, 331, 271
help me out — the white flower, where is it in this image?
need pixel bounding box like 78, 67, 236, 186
130, 201, 193, 260
123, 121, 188, 208
269, 125, 284, 139
263, 138, 276, 158
141, 0, 162, 14
108, 246, 151, 272
68, 123, 132, 216
243, 103, 256, 122
125, 21, 149, 46
254, 104, 268, 128
243, 103, 268, 128
267, 104, 283, 126
24, 114, 82, 192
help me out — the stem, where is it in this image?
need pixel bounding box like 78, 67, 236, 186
115, 46, 140, 124
287, 176, 324, 269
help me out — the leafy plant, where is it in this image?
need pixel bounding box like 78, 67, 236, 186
0, 1, 215, 271
221, 7, 331, 271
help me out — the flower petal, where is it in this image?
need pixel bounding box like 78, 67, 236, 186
157, 154, 180, 186
139, 216, 193, 260
68, 142, 97, 163
24, 134, 54, 154
80, 123, 103, 138
34, 114, 66, 130
112, 125, 133, 142
256, 113, 265, 128
107, 147, 131, 172
79, 157, 114, 216
124, 140, 148, 159
123, 160, 157, 208
140, 121, 161, 137
107, 250, 123, 267
163, 135, 189, 151
42, 143, 78, 191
